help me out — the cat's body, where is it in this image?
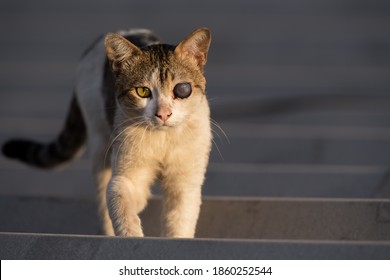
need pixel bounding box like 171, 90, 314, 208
3, 28, 212, 238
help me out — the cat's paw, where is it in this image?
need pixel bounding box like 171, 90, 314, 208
113, 215, 144, 237
116, 226, 144, 237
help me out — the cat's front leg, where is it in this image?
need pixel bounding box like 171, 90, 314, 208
161, 181, 202, 238
106, 175, 151, 237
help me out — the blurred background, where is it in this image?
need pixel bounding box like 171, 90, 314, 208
1, 0, 390, 200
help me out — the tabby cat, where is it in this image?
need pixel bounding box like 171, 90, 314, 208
2, 28, 212, 238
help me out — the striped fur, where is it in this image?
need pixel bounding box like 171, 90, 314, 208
2, 96, 86, 169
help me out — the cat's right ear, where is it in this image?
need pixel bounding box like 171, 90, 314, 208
104, 33, 141, 73
175, 28, 211, 67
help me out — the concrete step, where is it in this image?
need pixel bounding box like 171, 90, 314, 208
1, 232, 389, 260
2, 162, 389, 199
204, 163, 390, 198
210, 136, 390, 166
1, 195, 389, 241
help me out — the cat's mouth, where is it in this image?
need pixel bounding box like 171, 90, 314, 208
138, 113, 180, 130
155, 122, 176, 129
150, 114, 177, 129
147, 118, 175, 130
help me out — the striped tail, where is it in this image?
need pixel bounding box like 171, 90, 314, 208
2, 96, 87, 169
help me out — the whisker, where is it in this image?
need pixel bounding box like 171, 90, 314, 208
207, 97, 219, 103
104, 125, 133, 168
115, 136, 127, 170
104, 117, 148, 168
210, 118, 230, 144
113, 116, 144, 133
139, 123, 149, 148
113, 122, 146, 169
211, 138, 224, 160
211, 127, 223, 143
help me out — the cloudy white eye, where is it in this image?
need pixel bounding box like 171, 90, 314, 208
173, 83, 192, 99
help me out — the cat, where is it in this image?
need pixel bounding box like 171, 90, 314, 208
2, 28, 212, 238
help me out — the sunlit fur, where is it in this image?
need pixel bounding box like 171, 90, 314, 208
2, 28, 212, 238
96, 28, 211, 237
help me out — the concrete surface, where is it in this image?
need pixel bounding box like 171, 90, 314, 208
1, 232, 390, 260
1, 196, 389, 241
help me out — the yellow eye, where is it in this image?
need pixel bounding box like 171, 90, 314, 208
135, 87, 151, 98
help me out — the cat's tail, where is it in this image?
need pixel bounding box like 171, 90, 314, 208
2, 95, 87, 169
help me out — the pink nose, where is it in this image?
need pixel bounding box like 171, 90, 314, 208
155, 107, 172, 122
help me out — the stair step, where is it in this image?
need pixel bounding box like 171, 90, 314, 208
1, 160, 388, 199
1, 196, 389, 241
1, 232, 389, 260
204, 163, 390, 198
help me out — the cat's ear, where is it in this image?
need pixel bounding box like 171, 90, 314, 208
175, 28, 211, 67
104, 33, 141, 73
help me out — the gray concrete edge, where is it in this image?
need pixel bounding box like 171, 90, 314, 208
1, 232, 390, 260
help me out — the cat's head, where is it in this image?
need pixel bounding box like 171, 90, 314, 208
105, 28, 211, 129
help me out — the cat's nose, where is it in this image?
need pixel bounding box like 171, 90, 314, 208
155, 107, 172, 123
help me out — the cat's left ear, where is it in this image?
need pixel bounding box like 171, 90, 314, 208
105, 33, 142, 73
175, 28, 211, 67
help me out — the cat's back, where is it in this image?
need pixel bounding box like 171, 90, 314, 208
116, 29, 161, 49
